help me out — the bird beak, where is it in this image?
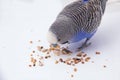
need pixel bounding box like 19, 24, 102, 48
52, 44, 58, 47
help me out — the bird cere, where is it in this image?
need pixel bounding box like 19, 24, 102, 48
28, 0, 108, 78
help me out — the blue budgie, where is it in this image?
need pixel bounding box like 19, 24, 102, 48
47, 0, 108, 50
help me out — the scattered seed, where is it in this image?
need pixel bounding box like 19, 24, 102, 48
49, 47, 55, 51
30, 41, 33, 44
32, 50, 35, 53
33, 63, 36, 66
80, 58, 84, 61
81, 61, 85, 64
83, 54, 87, 57
76, 52, 82, 57
59, 58, 64, 62
29, 64, 32, 67
65, 58, 71, 62
30, 54, 33, 56
44, 55, 51, 59
72, 64, 75, 66
103, 65, 107, 68
96, 51, 101, 55
62, 48, 72, 55
45, 56, 48, 59
37, 46, 43, 51
66, 62, 71, 65
42, 49, 48, 53
53, 49, 61, 56
31, 57, 34, 62
47, 52, 49, 54
74, 68, 77, 72
85, 57, 91, 62
31, 57, 37, 64
73, 58, 81, 64
71, 74, 74, 78
55, 60, 59, 64
28, 39, 101, 79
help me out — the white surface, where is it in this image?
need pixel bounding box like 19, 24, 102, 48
0, 0, 120, 80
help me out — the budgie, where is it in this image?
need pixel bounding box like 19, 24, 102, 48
47, 0, 108, 50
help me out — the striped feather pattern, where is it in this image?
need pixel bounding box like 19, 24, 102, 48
58, 0, 107, 33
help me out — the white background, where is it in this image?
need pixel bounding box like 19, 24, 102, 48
0, 0, 120, 80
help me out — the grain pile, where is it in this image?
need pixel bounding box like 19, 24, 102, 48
28, 40, 92, 67
28, 40, 106, 78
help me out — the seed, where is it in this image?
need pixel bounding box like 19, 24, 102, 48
29, 41, 33, 44
29, 64, 32, 67
72, 64, 75, 66
96, 51, 101, 55
76, 52, 82, 57
80, 58, 84, 61
30, 54, 33, 56
85, 57, 91, 62
73, 58, 81, 64
47, 52, 49, 54
32, 50, 35, 53
42, 49, 48, 53
62, 48, 72, 55
33, 63, 36, 66
53, 50, 61, 56
65, 58, 71, 62
103, 65, 107, 68
45, 55, 51, 59
74, 68, 77, 72
83, 54, 87, 57
31, 57, 37, 63
45, 56, 48, 59
55, 60, 59, 64
31, 57, 34, 62
59, 58, 64, 62
71, 74, 74, 78
66, 62, 71, 65
81, 61, 85, 64
37, 46, 43, 51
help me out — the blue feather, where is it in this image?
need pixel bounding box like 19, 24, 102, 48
83, 0, 89, 2
70, 30, 97, 43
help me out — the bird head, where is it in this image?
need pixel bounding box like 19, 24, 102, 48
47, 15, 72, 46
47, 30, 58, 45
47, 30, 69, 47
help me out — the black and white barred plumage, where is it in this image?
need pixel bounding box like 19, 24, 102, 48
58, 0, 107, 32
47, 0, 107, 45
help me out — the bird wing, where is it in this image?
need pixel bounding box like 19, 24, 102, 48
58, 0, 103, 33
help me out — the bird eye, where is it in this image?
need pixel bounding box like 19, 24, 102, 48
62, 41, 69, 44
58, 39, 61, 41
